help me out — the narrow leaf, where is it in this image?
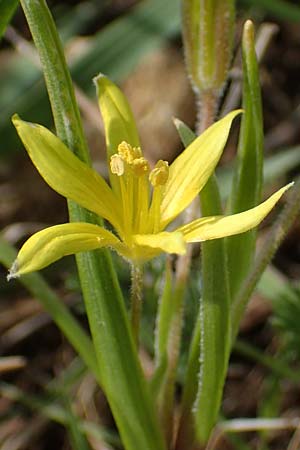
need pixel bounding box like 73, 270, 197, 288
173, 119, 231, 446
0, 0, 19, 39
227, 20, 264, 300
155, 260, 174, 365
195, 178, 231, 444
175, 321, 200, 450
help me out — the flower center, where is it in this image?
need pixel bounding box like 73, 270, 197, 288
109, 142, 169, 237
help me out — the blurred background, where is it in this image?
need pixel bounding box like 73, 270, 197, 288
1, 1, 300, 449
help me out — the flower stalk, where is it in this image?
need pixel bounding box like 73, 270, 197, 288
130, 264, 144, 345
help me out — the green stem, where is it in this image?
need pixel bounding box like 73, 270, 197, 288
196, 90, 218, 134
130, 263, 143, 346
159, 276, 185, 444
175, 320, 201, 450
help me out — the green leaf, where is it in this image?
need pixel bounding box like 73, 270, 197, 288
77, 249, 167, 450
0, 0, 19, 39
153, 260, 185, 443
227, 20, 264, 304
173, 117, 195, 145
195, 178, 231, 444
154, 261, 174, 365
18, 2, 166, 449
173, 119, 231, 445
175, 321, 200, 450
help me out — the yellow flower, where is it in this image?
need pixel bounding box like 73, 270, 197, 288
8, 75, 292, 278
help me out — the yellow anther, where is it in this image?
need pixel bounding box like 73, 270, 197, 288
149, 160, 169, 187
132, 157, 150, 176
118, 141, 142, 164
110, 154, 125, 176
132, 146, 142, 159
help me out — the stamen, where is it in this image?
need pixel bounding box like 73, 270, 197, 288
149, 160, 169, 187
118, 141, 142, 164
110, 154, 125, 176
132, 157, 150, 176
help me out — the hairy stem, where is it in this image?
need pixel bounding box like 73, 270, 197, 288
130, 264, 144, 346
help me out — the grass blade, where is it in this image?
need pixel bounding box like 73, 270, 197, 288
0, 0, 19, 39
227, 20, 263, 304
195, 177, 231, 444
174, 118, 231, 446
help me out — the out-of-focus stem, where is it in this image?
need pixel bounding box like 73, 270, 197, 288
130, 264, 143, 346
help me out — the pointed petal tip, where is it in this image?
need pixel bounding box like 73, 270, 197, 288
275, 181, 294, 198
12, 114, 36, 130
93, 73, 109, 90
230, 108, 243, 118
180, 182, 294, 244
11, 113, 20, 125
7, 260, 20, 281
93, 72, 105, 82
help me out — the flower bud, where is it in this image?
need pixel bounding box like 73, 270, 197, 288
182, 0, 235, 95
